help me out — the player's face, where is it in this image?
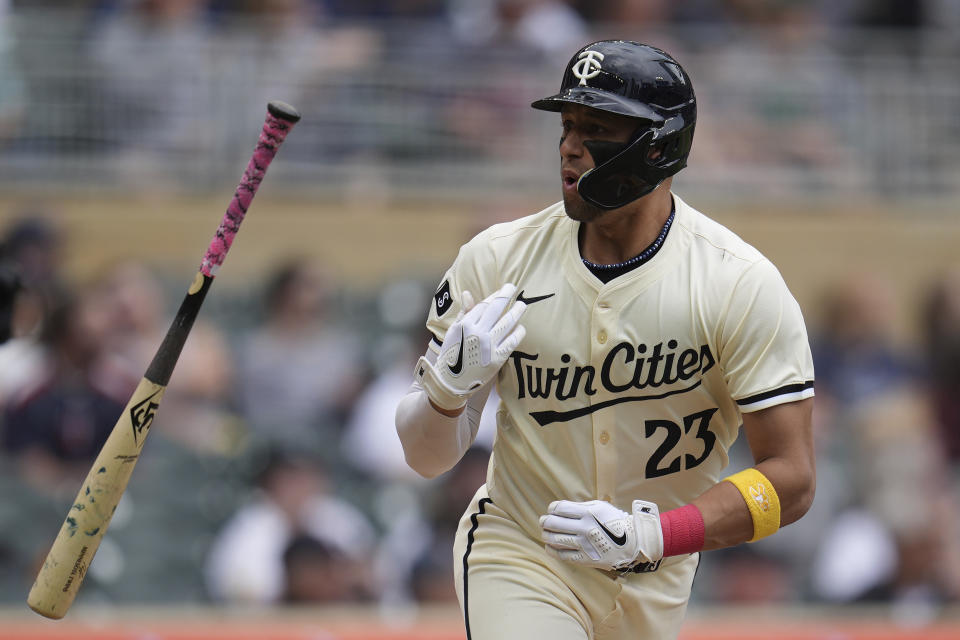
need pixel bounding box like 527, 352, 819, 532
559, 104, 637, 222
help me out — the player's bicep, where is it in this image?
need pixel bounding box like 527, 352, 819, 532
719, 259, 814, 410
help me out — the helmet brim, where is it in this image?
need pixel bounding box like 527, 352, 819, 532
531, 87, 664, 123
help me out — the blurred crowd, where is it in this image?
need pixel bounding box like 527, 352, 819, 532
0, 0, 958, 201
11, 0, 959, 33
0, 206, 958, 618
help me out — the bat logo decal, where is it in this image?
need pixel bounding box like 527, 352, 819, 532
130, 389, 162, 444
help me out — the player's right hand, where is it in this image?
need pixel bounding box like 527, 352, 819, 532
416, 283, 527, 411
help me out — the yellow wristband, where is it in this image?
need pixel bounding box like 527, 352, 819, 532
723, 468, 781, 542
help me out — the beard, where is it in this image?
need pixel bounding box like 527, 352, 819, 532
563, 190, 606, 223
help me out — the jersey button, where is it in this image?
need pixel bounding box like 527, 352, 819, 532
598, 301, 610, 310
599, 431, 610, 445
597, 330, 607, 344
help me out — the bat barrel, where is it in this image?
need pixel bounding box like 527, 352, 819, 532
27, 379, 167, 619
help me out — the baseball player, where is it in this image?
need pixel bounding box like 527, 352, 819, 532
396, 40, 815, 640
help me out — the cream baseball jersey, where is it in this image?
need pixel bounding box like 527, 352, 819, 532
426, 194, 814, 541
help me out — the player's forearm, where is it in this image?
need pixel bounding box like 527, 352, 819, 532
395, 388, 474, 478
690, 455, 815, 551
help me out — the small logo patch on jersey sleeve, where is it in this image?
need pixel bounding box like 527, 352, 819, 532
434, 280, 453, 317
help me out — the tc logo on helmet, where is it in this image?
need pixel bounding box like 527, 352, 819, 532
572, 50, 604, 86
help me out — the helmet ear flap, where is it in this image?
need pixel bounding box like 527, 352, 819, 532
578, 130, 660, 210
577, 115, 694, 210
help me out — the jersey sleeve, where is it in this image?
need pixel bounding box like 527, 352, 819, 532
425, 233, 499, 352
718, 258, 815, 412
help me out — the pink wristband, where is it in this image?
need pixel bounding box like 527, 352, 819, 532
660, 504, 705, 557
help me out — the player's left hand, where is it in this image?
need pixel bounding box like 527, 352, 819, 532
539, 499, 664, 571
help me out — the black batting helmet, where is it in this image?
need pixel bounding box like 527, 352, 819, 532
532, 40, 696, 210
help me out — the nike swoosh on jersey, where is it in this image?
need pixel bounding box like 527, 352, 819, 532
517, 290, 555, 305
597, 520, 628, 546
448, 328, 465, 375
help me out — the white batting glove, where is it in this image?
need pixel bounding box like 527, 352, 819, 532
416, 283, 526, 411
539, 499, 664, 571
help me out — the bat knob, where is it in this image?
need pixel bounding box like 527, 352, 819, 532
267, 101, 302, 123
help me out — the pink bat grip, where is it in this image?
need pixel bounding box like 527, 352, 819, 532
200, 104, 299, 277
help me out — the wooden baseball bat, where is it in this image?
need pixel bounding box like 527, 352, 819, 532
27, 101, 301, 619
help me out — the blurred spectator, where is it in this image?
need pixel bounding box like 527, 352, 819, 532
204, 448, 376, 604
90, 260, 240, 455
690, 4, 864, 194
281, 534, 362, 603
448, 0, 588, 56
91, 260, 167, 374
0, 326, 46, 424
0, 215, 65, 426
340, 334, 428, 485
501, 0, 589, 57
921, 268, 960, 467
440, 0, 585, 162
812, 273, 918, 409
0, 214, 64, 295
211, 0, 381, 166
340, 279, 432, 485
1, 288, 128, 492
800, 274, 922, 597
408, 540, 459, 604
88, 0, 215, 181
236, 258, 365, 453
216, 0, 381, 92
811, 387, 960, 611
696, 545, 795, 604
373, 446, 489, 606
